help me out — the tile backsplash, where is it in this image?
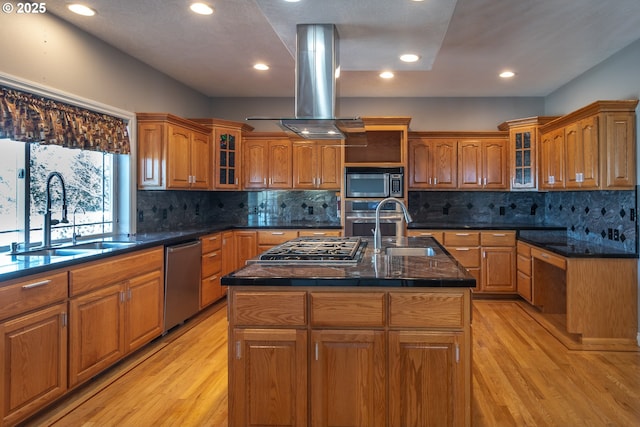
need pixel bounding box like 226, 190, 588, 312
137, 188, 637, 252
408, 189, 637, 252
136, 190, 340, 233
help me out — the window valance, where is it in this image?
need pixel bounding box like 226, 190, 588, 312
0, 85, 130, 154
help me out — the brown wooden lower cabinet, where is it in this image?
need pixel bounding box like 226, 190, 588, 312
68, 247, 164, 388
0, 302, 67, 427
228, 287, 472, 427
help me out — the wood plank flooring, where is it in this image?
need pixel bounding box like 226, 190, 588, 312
23, 299, 640, 427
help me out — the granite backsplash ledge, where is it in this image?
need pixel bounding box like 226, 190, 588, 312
136, 190, 340, 233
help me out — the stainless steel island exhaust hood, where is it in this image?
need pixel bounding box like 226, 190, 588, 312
249, 24, 364, 140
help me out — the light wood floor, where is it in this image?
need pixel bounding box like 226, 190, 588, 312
24, 299, 640, 427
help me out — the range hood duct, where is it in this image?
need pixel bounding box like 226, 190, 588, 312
249, 24, 364, 140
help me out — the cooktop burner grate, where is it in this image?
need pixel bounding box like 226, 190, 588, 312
257, 237, 365, 262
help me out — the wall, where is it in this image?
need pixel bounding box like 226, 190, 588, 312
0, 12, 210, 117
210, 97, 545, 132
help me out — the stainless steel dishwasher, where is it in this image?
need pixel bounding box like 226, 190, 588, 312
163, 240, 202, 332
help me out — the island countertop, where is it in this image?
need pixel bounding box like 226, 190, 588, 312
221, 236, 476, 288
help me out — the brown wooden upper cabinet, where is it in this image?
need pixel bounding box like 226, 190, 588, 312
458, 138, 508, 189
243, 134, 292, 189
539, 100, 637, 190
498, 116, 560, 191
408, 137, 457, 189
137, 113, 212, 190
292, 140, 342, 189
190, 118, 254, 191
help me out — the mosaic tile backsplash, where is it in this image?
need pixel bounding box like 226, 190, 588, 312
408, 190, 637, 252
136, 190, 340, 232
137, 188, 636, 252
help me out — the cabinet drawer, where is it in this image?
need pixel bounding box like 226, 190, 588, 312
201, 233, 222, 253
201, 249, 222, 278
298, 230, 342, 237
531, 247, 566, 270
310, 292, 385, 327
444, 231, 480, 246
257, 230, 298, 245
69, 247, 164, 296
389, 292, 465, 328
0, 271, 68, 321
481, 231, 515, 246
447, 247, 481, 268
407, 230, 443, 244
517, 241, 531, 256
517, 253, 531, 276
232, 291, 307, 326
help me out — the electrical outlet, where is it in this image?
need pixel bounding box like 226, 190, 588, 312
443, 207, 449, 215
162, 209, 167, 219
195, 204, 200, 216
308, 206, 313, 215
608, 228, 613, 240
499, 206, 505, 215
613, 229, 620, 241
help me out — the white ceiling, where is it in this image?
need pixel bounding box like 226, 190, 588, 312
47, 0, 640, 98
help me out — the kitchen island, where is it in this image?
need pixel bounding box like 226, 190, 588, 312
222, 236, 474, 427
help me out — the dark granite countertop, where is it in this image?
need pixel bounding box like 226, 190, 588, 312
0, 221, 341, 283
408, 222, 565, 231
517, 230, 637, 258
222, 236, 476, 288
409, 223, 637, 258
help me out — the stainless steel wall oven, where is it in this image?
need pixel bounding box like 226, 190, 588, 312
344, 200, 405, 237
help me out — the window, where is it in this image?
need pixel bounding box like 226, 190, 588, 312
0, 138, 119, 250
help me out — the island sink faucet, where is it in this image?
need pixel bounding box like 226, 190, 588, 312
43, 171, 69, 248
373, 197, 413, 253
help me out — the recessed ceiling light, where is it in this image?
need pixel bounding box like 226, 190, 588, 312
380, 71, 394, 79
284, 0, 302, 3
67, 4, 96, 16
400, 54, 420, 63
500, 70, 515, 78
190, 3, 214, 15
254, 63, 269, 71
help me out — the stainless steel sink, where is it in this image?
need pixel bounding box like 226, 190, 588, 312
385, 247, 436, 257
13, 241, 137, 257
14, 247, 92, 257
71, 241, 138, 250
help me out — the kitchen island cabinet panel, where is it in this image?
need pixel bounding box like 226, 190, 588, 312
389, 292, 464, 329
310, 329, 386, 427
228, 283, 472, 427
310, 292, 385, 328
232, 291, 307, 327
389, 331, 464, 427
0, 302, 67, 427
230, 328, 307, 427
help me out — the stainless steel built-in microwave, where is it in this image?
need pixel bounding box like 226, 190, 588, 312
344, 167, 404, 198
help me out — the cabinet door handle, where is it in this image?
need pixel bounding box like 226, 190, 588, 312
61, 312, 68, 327
271, 232, 285, 235
209, 275, 218, 282
128, 289, 132, 301
455, 248, 470, 251
455, 233, 470, 236
235, 341, 241, 359
120, 291, 126, 303
208, 236, 218, 241
21, 279, 51, 289
434, 177, 438, 185
455, 343, 460, 363
541, 253, 549, 259
492, 233, 506, 237
208, 252, 218, 258
315, 342, 319, 361
263, 178, 267, 185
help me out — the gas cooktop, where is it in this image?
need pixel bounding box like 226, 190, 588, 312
252, 237, 367, 265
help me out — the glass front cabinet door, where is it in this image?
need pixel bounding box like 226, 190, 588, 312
215, 128, 241, 189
